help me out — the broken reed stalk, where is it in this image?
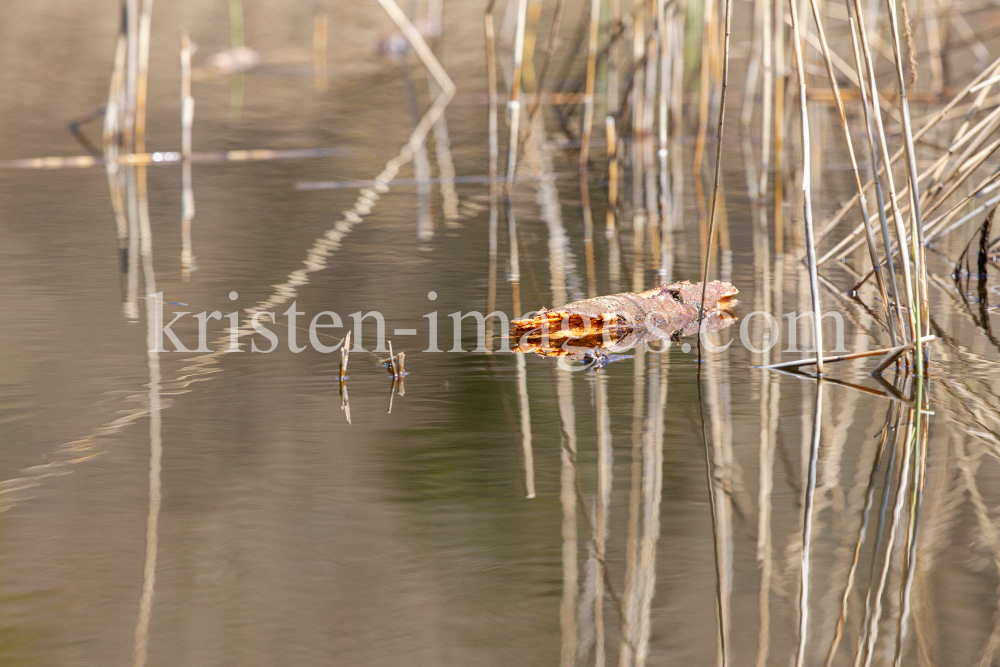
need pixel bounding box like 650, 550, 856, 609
870, 335, 936, 375
503, 0, 530, 201
806, 0, 895, 344
757, 335, 935, 372
785, 0, 825, 375
313, 11, 329, 92
697, 0, 734, 331
578, 0, 601, 171
181, 33, 194, 276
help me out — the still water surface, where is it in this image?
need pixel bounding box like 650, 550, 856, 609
1, 2, 999, 666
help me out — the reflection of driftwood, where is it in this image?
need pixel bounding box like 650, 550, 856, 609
510, 280, 738, 360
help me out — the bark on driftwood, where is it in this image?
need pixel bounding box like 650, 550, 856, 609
509, 280, 738, 361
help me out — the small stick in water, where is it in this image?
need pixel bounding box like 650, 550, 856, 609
340, 381, 351, 424
339, 331, 351, 380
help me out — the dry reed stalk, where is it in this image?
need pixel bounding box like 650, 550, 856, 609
581, 175, 598, 297
525, 0, 567, 129
425, 2, 459, 230
485, 0, 500, 352
784, 0, 825, 374
805, 0, 895, 340
504, 0, 530, 201
741, 0, 766, 130
696, 0, 734, 329
606, 117, 618, 232
104, 6, 128, 157
847, 16, 905, 335
181, 33, 195, 277
485, 0, 500, 185
801, 30, 902, 124
631, 0, 648, 144
579, 0, 602, 170
772, 0, 786, 215
105, 7, 129, 253
758, 336, 935, 370
926, 181, 1000, 243
124, 0, 138, 151
921, 95, 1000, 207
520, 0, 543, 95
608, 0, 621, 116
642, 20, 659, 240
922, 139, 1000, 223
657, 0, 673, 283
388, 340, 398, 378
849, 0, 919, 344
884, 0, 929, 347
756, 0, 773, 201
815, 54, 1000, 245
693, 0, 716, 174
313, 12, 329, 92
134, 0, 153, 154
657, 0, 670, 156
870, 336, 936, 374
823, 99, 1000, 264
925, 108, 1000, 206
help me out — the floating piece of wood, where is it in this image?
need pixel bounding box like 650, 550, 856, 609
509, 280, 739, 361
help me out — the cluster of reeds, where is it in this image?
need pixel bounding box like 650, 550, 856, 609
486, 0, 1000, 383
480, 9, 997, 661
